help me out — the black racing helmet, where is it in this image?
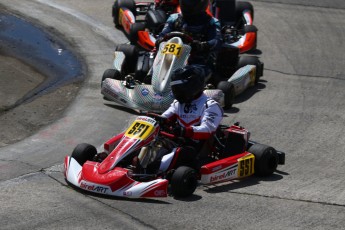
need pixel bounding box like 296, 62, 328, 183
179, 0, 208, 17
170, 65, 205, 104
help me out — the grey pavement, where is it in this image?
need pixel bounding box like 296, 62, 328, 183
1, 0, 345, 229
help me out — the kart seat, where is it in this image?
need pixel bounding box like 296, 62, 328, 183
145, 9, 167, 33
223, 131, 246, 156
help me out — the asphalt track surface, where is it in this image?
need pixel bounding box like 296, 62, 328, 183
1, 0, 345, 229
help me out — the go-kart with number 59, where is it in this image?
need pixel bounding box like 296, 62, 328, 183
101, 32, 263, 113
64, 115, 285, 198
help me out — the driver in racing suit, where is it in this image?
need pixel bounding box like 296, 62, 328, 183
160, 65, 223, 169
155, 0, 222, 74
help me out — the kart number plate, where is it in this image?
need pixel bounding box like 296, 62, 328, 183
162, 43, 182, 56
249, 68, 256, 84
125, 121, 154, 140
237, 154, 254, 177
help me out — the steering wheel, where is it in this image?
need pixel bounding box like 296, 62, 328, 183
146, 113, 185, 140
155, 31, 194, 48
162, 31, 193, 44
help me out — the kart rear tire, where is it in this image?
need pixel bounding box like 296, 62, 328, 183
112, 0, 136, 26
129, 22, 146, 45
71, 143, 97, 166
171, 166, 198, 198
236, 1, 254, 21
115, 44, 139, 75
249, 143, 278, 176
217, 81, 235, 109
237, 56, 262, 84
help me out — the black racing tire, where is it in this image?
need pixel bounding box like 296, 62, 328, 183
135, 53, 151, 83
102, 69, 122, 83
217, 81, 235, 109
112, 0, 136, 26
236, 1, 254, 21
171, 166, 198, 198
237, 56, 262, 84
249, 143, 278, 176
115, 44, 139, 75
71, 143, 97, 166
129, 22, 146, 45
244, 25, 258, 33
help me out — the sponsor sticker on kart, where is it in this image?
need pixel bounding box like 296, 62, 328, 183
80, 181, 110, 194
237, 153, 255, 178
154, 190, 166, 197
210, 168, 236, 183
162, 43, 183, 57
153, 93, 163, 101
125, 117, 155, 140
141, 88, 149, 96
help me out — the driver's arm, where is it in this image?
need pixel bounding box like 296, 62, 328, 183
205, 18, 222, 51
161, 100, 178, 123
187, 100, 224, 139
158, 13, 180, 38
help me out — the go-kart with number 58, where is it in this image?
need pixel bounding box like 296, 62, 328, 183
64, 114, 285, 198
101, 32, 263, 113
101, 32, 228, 113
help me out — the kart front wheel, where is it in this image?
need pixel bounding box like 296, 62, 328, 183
217, 81, 235, 109
71, 143, 97, 166
171, 166, 198, 198
115, 44, 139, 75
249, 143, 278, 176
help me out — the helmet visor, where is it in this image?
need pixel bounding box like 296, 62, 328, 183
171, 80, 193, 103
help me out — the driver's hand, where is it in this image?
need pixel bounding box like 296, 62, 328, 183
147, 112, 167, 124
155, 36, 164, 49
157, 116, 168, 125
173, 125, 186, 137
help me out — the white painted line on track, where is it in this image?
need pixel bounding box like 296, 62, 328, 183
35, 0, 128, 43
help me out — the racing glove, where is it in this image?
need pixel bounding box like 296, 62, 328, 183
173, 125, 193, 138
155, 36, 164, 49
